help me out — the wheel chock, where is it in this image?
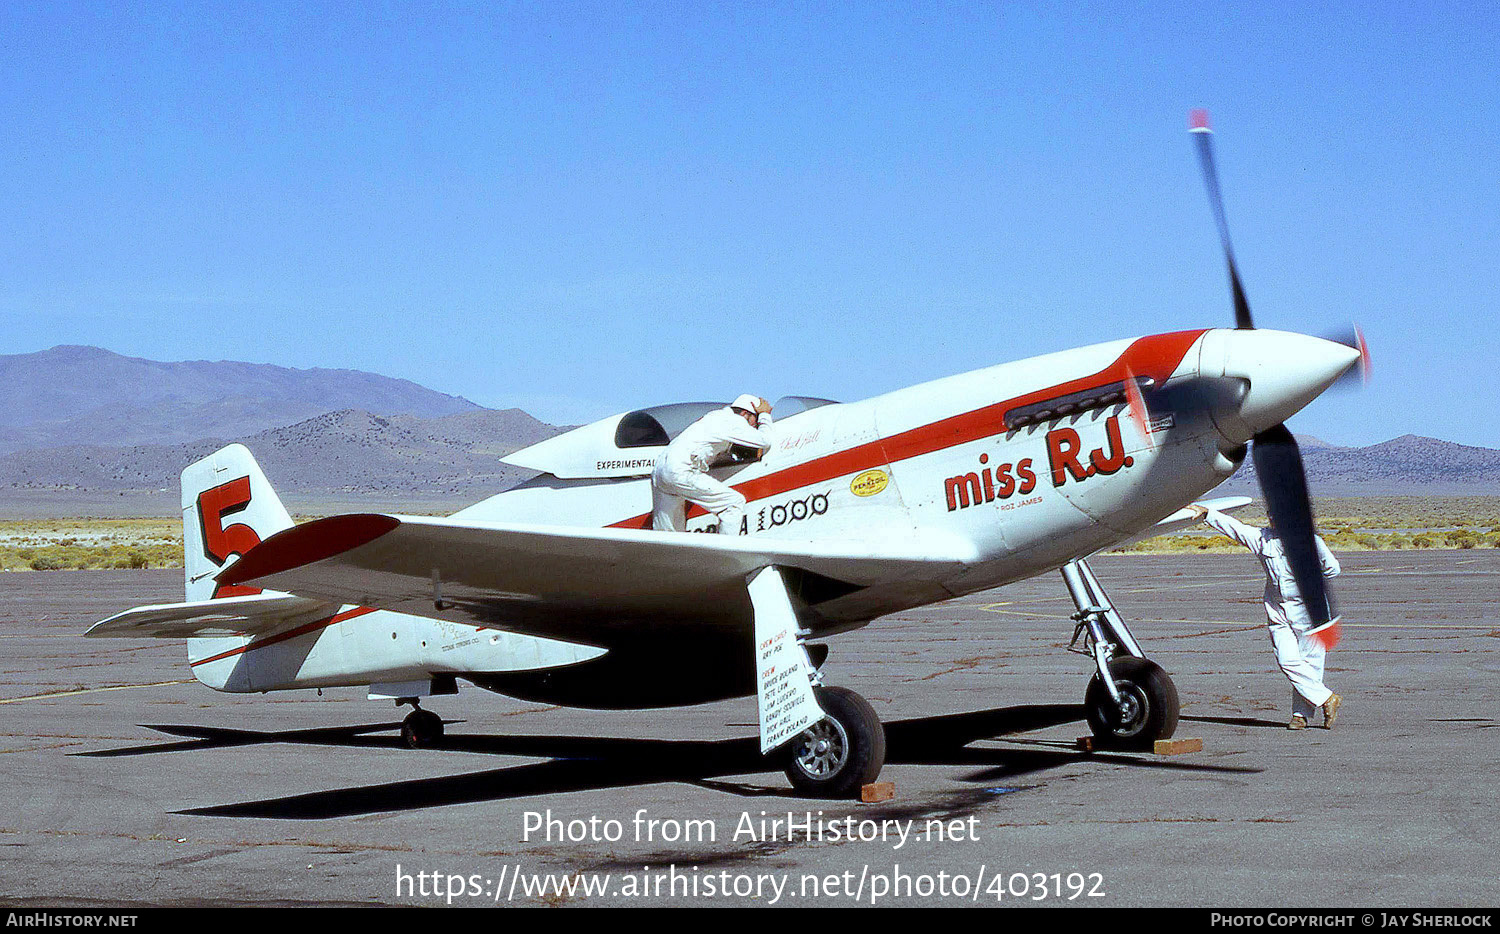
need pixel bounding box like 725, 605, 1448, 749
1076, 736, 1203, 755
860, 782, 895, 803
1153, 737, 1203, 756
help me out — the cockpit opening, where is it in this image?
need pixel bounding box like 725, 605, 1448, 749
612, 397, 839, 450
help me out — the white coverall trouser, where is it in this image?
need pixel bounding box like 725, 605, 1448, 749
1204, 509, 1341, 718
651, 459, 748, 534
650, 407, 772, 535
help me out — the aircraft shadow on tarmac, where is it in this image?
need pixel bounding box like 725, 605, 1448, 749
75, 704, 1260, 820
1181, 714, 1289, 729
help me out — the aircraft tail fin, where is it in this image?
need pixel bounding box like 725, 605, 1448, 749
181, 444, 294, 602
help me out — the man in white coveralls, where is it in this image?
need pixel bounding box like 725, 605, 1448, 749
1188, 504, 1344, 730
652, 394, 774, 534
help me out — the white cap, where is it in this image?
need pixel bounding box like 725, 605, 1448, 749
730, 393, 764, 414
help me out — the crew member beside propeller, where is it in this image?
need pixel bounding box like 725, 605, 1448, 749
651, 394, 774, 534
1187, 107, 1357, 731
1188, 504, 1343, 730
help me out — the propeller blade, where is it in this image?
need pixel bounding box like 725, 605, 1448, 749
1122, 365, 1155, 451
1190, 109, 1255, 330
1250, 424, 1340, 647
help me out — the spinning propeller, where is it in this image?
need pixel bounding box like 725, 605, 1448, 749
1321, 323, 1372, 390
1189, 109, 1367, 650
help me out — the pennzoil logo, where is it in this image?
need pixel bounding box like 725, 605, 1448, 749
850, 469, 889, 497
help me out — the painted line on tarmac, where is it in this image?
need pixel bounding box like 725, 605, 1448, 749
1336, 623, 1499, 630
978, 579, 1236, 609
0, 680, 194, 704
978, 604, 1258, 628
977, 604, 1497, 631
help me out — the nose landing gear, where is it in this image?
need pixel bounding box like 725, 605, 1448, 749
1063, 559, 1180, 750
1084, 656, 1179, 748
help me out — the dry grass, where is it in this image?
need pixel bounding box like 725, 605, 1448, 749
1114, 496, 1500, 553
1229, 496, 1500, 531
0, 518, 182, 571
3, 496, 1499, 569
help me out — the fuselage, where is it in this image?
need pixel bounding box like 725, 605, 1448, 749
186, 326, 1359, 707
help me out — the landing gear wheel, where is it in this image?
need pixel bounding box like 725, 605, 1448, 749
401, 709, 444, 748
1085, 657, 1179, 750
783, 686, 886, 799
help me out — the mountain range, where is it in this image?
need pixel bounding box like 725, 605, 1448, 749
0, 345, 565, 515
0, 407, 559, 496
0, 345, 478, 454
1218, 434, 1500, 495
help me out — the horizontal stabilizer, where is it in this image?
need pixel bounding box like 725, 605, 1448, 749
86, 592, 338, 639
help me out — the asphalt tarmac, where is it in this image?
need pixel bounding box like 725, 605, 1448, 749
1, 551, 1495, 907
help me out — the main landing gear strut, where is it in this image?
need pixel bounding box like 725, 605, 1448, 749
1062, 558, 1180, 750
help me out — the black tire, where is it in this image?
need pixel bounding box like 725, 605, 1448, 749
401, 709, 444, 748
782, 686, 886, 799
1085, 657, 1179, 750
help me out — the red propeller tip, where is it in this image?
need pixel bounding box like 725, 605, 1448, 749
1190, 108, 1212, 131
1354, 324, 1371, 382
1311, 622, 1342, 651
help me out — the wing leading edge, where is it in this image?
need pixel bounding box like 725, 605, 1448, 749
214, 513, 977, 644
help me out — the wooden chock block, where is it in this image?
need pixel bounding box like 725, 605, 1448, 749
1153, 737, 1203, 756
860, 782, 895, 803
1075, 736, 1095, 752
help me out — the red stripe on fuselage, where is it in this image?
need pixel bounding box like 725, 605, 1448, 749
612, 329, 1206, 528
189, 606, 378, 668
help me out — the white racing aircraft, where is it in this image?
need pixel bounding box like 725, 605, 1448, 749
90, 114, 1366, 798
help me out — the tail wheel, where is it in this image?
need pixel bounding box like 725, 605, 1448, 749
401, 709, 444, 748
783, 686, 886, 799
1085, 657, 1179, 750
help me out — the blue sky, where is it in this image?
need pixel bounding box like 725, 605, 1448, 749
2, 2, 1493, 445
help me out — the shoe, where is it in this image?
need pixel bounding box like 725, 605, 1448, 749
1288, 715, 1308, 730
1322, 693, 1342, 729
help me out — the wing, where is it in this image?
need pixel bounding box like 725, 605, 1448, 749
1111, 495, 1255, 548
214, 514, 976, 645
86, 592, 338, 639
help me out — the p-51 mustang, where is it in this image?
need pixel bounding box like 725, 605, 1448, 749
90, 114, 1364, 798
